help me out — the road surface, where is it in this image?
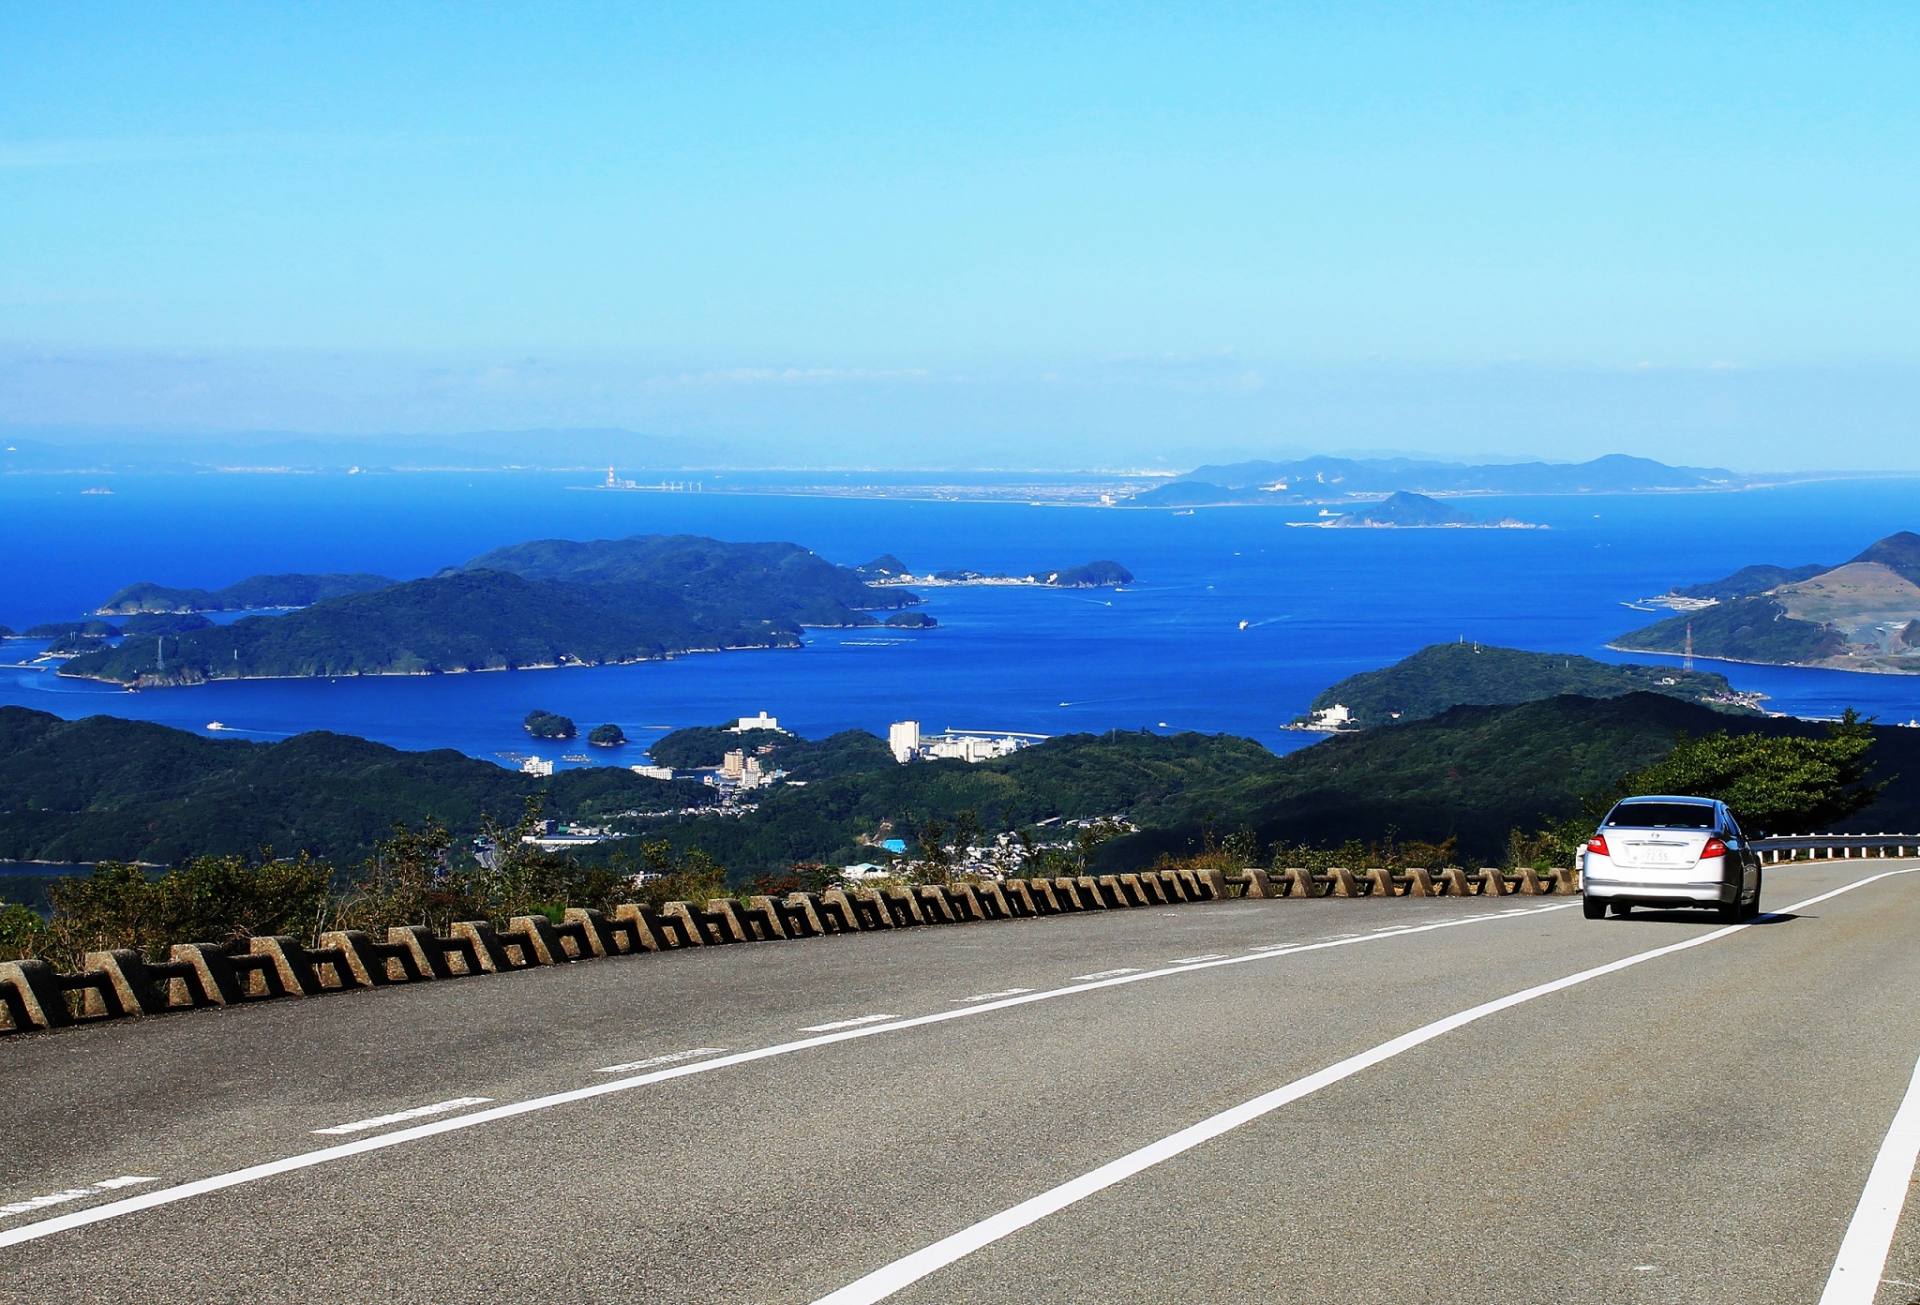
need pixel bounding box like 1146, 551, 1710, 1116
4, 860, 1920, 1304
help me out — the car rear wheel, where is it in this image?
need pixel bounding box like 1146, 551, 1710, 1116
1745, 870, 1764, 920
1610, 901, 1632, 917
1582, 896, 1606, 920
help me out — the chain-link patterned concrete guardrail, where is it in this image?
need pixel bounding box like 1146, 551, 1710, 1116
0, 869, 1237, 1036
9, 843, 1905, 1038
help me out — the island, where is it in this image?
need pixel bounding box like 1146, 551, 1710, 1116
1615, 531, 1920, 674
883, 611, 938, 628
524, 709, 577, 740
58, 534, 928, 688
1286, 491, 1541, 530
95, 572, 396, 614
588, 723, 627, 747
1292, 643, 1764, 731
0, 626, 12, 639
1126, 453, 1739, 508
857, 557, 1133, 588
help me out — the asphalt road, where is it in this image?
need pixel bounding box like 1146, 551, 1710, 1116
4, 860, 1920, 1304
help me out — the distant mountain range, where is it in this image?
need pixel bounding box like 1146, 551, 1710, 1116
1127, 453, 1743, 507
1616, 531, 1920, 674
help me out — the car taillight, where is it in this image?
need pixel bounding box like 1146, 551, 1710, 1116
1586, 834, 1609, 856
1700, 837, 1727, 859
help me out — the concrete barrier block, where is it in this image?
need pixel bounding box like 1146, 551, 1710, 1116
504, 915, 570, 964
1113, 873, 1149, 905
974, 881, 1012, 920
943, 884, 984, 922
1553, 867, 1580, 894
1438, 867, 1476, 896
1016, 879, 1053, 914
168, 942, 245, 1005
608, 904, 670, 951
450, 920, 532, 972
1094, 875, 1127, 908
1327, 867, 1360, 897
1, 959, 74, 1030
696, 900, 749, 943
882, 887, 926, 926
1075, 875, 1108, 908
914, 886, 958, 923
246, 936, 330, 996
1514, 868, 1550, 895
387, 925, 466, 978
1281, 867, 1317, 898
1237, 869, 1276, 898
561, 909, 616, 956
80, 949, 168, 1017
1153, 870, 1188, 902
1006, 875, 1036, 917
1192, 868, 1230, 900
781, 893, 833, 936
1478, 868, 1510, 897
322, 929, 425, 983
1402, 869, 1437, 897
1364, 869, 1397, 897
659, 901, 715, 944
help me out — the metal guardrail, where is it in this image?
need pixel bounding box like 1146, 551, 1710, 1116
1754, 834, 1920, 862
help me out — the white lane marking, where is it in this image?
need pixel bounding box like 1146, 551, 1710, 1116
1069, 967, 1140, 981
597, 1048, 728, 1074
311, 1097, 492, 1136
810, 870, 1920, 1305
1169, 954, 1228, 965
1500, 908, 1535, 916
1369, 924, 1410, 932
799, 1014, 896, 1032
1819, 1050, 1920, 1304
1, 1178, 156, 1219
0, 895, 1668, 1250
959, 989, 1035, 1003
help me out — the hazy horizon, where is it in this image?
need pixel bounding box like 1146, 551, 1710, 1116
7, 6, 1918, 472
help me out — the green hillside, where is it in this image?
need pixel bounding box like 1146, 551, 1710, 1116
1307, 643, 1757, 728
0, 706, 709, 864
1615, 595, 1847, 664
96, 572, 395, 614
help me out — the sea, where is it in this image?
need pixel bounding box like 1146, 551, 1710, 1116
3, 470, 1920, 784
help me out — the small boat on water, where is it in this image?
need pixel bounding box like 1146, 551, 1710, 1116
1238, 619, 1250, 630
206, 721, 228, 731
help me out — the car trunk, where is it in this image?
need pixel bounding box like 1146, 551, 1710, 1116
1608, 829, 1714, 873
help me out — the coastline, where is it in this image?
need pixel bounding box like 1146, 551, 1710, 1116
1604, 643, 1920, 678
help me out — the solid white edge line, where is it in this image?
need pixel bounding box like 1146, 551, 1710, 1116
1819, 1050, 1920, 1304
809, 868, 1920, 1305
311, 1096, 493, 1136
0, 885, 1819, 1252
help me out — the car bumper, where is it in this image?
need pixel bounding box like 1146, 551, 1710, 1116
1583, 876, 1736, 905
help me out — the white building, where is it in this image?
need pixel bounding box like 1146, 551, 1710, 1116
520, 756, 555, 777
888, 720, 921, 764
1308, 702, 1354, 730
732, 711, 782, 733
629, 764, 675, 780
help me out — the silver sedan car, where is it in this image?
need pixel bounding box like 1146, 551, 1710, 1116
1581, 794, 1763, 922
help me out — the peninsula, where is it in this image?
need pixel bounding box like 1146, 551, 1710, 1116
1127, 453, 1740, 508
1615, 531, 1920, 674
1294, 643, 1763, 731
96, 572, 396, 614
856, 556, 1132, 588
59, 534, 926, 688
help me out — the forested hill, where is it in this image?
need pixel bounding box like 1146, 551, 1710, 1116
62, 534, 921, 687
95, 572, 395, 614
0, 706, 711, 865
1307, 643, 1757, 728
459, 534, 918, 622
1101, 693, 1920, 869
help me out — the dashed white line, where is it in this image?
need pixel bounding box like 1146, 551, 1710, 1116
959, 989, 1035, 1003
1068, 967, 1140, 982
799, 1014, 896, 1032
597, 1048, 728, 1074
1820, 1050, 1920, 1303
0, 891, 1759, 1251
311, 1097, 492, 1136
1169, 954, 1228, 965
810, 871, 1918, 1305
1, 1177, 157, 1220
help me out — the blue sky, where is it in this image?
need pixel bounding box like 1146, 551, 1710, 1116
4, 3, 1917, 468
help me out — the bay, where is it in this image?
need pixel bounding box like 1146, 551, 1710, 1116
3, 471, 1919, 774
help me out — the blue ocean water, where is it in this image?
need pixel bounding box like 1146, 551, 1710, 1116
3, 471, 1919, 770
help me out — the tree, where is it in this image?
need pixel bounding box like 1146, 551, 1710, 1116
1617, 712, 1881, 833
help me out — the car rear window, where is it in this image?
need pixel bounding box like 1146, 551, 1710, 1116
1605, 802, 1716, 829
